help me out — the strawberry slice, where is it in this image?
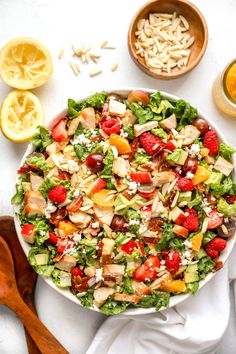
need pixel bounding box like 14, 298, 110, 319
87, 178, 107, 196
48, 232, 59, 245
121, 240, 137, 254
207, 209, 223, 229
140, 132, 165, 156
52, 119, 68, 142
130, 172, 152, 184
166, 140, 176, 151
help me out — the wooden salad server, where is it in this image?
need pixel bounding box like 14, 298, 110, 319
0, 216, 40, 354
0, 235, 69, 354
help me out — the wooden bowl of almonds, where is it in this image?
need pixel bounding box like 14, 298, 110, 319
128, 0, 208, 79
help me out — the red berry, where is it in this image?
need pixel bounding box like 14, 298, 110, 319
166, 140, 176, 151
130, 172, 152, 184
101, 118, 121, 135
145, 255, 161, 269
165, 252, 180, 274
21, 224, 35, 237
71, 267, 84, 277
183, 158, 198, 175
225, 194, 236, 204
193, 118, 209, 134
183, 215, 199, 231
52, 119, 68, 142
205, 237, 227, 258
207, 209, 223, 229
203, 130, 219, 155
86, 152, 104, 173
140, 132, 165, 156
178, 177, 195, 191
48, 185, 67, 203
121, 240, 137, 254
185, 208, 197, 217
48, 232, 59, 244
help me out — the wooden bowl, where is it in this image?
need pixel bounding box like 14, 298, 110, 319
128, 0, 208, 79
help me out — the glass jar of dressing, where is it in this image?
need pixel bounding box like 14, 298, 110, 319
212, 59, 236, 117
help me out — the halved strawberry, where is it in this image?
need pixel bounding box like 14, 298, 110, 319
207, 209, 223, 229
133, 264, 157, 282
121, 240, 137, 254
166, 140, 176, 151
48, 232, 59, 245
52, 119, 68, 142
140, 132, 165, 156
130, 172, 152, 184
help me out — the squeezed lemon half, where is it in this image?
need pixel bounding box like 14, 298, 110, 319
0, 37, 53, 89
0, 90, 44, 142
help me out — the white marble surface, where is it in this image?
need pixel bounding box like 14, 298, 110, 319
0, 0, 235, 353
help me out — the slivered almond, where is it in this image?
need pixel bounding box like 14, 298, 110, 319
58, 48, 64, 60
89, 68, 102, 77
101, 40, 108, 48
111, 63, 118, 72
69, 60, 79, 76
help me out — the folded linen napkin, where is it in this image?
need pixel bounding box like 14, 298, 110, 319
87, 260, 232, 354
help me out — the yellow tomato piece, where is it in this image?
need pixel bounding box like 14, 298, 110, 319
192, 166, 211, 185
190, 232, 203, 252
109, 134, 131, 154
226, 63, 236, 101
91, 189, 116, 207
200, 148, 209, 157
159, 280, 186, 293
58, 220, 78, 237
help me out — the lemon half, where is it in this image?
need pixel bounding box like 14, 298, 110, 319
0, 37, 53, 89
0, 90, 44, 142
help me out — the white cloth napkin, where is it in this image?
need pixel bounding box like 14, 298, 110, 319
87, 248, 236, 354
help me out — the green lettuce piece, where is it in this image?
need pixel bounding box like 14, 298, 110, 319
211, 176, 234, 195
100, 298, 128, 315
74, 122, 84, 137
123, 126, 135, 140
198, 256, 215, 279
156, 223, 174, 251
149, 91, 162, 107
68, 91, 107, 118
78, 289, 94, 308
74, 142, 103, 162
123, 277, 134, 294
134, 291, 170, 310
99, 150, 115, 189
11, 183, 24, 205
166, 148, 182, 163
26, 156, 52, 171
133, 151, 151, 165
174, 99, 197, 129
34, 265, 54, 277
129, 102, 155, 124
115, 233, 131, 245
217, 198, 236, 217
51, 269, 71, 287
203, 230, 217, 246
34, 220, 50, 246
188, 191, 202, 208
31, 126, 52, 152
205, 171, 223, 185
219, 142, 236, 160
186, 282, 199, 294
151, 100, 174, 119
151, 127, 168, 140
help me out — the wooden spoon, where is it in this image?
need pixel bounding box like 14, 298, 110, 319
0, 235, 69, 354
0, 216, 39, 354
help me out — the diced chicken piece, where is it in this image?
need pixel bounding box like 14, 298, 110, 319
134, 121, 159, 137
160, 114, 177, 130
55, 255, 77, 272
149, 273, 172, 291
93, 206, 114, 226
46, 140, 69, 155
122, 110, 137, 126
180, 125, 200, 145
114, 293, 141, 303
101, 254, 113, 265
112, 157, 130, 177
24, 203, 45, 217
30, 175, 44, 191
108, 99, 126, 117
131, 280, 151, 296
69, 211, 91, 227
152, 171, 176, 187
103, 264, 125, 284
93, 287, 114, 307
214, 156, 234, 176
79, 108, 96, 130
25, 191, 46, 208
68, 117, 80, 136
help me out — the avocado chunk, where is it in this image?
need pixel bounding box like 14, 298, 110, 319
34, 253, 49, 266
179, 191, 192, 203
205, 171, 223, 185
22, 182, 31, 193
186, 264, 198, 273
194, 248, 207, 260
184, 272, 199, 283
177, 150, 188, 165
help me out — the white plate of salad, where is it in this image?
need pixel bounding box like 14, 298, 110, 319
13, 88, 236, 315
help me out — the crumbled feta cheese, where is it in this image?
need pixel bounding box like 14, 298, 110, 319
91, 221, 99, 229
159, 265, 166, 271
39, 230, 47, 236
171, 128, 178, 137
183, 240, 192, 249
73, 232, 81, 242
160, 259, 166, 265
120, 128, 128, 138
95, 268, 104, 282
127, 181, 138, 194
73, 134, 90, 145
73, 189, 80, 198
129, 219, 140, 226
139, 224, 148, 234
68, 160, 79, 173
44, 201, 57, 219
186, 171, 194, 179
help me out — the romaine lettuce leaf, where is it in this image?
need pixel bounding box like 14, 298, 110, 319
31, 126, 52, 152
198, 256, 215, 279
26, 156, 52, 171
133, 151, 151, 165
217, 198, 236, 217
174, 99, 197, 129
134, 290, 170, 310
100, 298, 128, 315
99, 150, 115, 189
219, 142, 236, 160
11, 183, 24, 205
68, 91, 107, 118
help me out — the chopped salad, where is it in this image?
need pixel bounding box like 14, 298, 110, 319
12, 90, 236, 314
